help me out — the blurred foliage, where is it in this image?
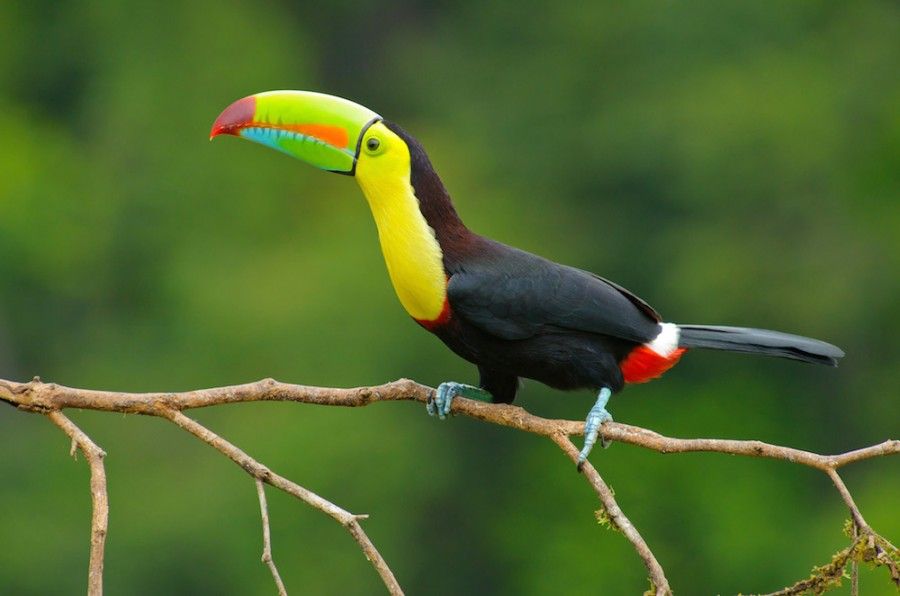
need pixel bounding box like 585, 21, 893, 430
1, 0, 898, 594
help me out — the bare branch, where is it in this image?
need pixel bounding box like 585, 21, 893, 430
603, 425, 899, 471
826, 468, 868, 531
3, 376, 896, 594
158, 407, 404, 595
256, 479, 288, 596
550, 433, 671, 595
3, 377, 895, 472
46, 411, 108, 596
850, 522, 859, 596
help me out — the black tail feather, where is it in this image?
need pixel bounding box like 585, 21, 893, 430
677, 325, 844, 367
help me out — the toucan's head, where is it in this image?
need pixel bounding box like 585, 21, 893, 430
212, 90, 456, 323
212, 91, 462, 324
210, 90, 417, 195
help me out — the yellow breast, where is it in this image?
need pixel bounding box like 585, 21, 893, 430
354, 122, 447, 322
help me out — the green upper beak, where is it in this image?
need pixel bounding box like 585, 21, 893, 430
210, 90, 381, 174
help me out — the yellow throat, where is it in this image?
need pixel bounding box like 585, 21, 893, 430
354, 122, 447, 322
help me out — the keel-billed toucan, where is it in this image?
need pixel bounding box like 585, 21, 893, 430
210, 91, 844, 467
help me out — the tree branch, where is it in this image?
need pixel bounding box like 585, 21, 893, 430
46, 410, 108, 596
550, 433, 671, 594
158, 407, 403, 595
256, 479, 288, 596
3, 376, 897, 594
826, 468, 868, 532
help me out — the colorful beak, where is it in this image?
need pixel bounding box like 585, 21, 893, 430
210, 90, 381, 174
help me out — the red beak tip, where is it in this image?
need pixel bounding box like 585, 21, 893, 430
210, 95, 256, 140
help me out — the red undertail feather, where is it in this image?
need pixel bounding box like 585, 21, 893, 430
620, 346, 687, 384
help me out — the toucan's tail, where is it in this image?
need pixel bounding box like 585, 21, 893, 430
677, 325, 844, 367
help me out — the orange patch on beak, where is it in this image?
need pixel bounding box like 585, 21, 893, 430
279, 123, 350, 149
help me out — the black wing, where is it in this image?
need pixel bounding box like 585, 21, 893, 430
447, 243, 661, 343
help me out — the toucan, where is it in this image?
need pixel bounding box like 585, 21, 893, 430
210, 91, 844, 468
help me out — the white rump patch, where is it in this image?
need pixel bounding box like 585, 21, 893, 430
647, 323, 680, 357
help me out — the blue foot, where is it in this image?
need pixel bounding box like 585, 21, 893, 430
427, 382, 492, 420
577, 387, 613, 470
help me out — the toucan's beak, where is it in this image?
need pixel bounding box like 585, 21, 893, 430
210, 90, 381, 175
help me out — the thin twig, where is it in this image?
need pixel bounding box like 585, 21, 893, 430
157, 407, 403, 595
851, 522, 859, 596
256, 479, 288, 596
46, 411, 109, 596
825, 468, 868, 532
550, 432, 671, 595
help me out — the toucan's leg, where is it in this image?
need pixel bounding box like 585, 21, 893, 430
577, 387, 613, 470
428, 367, 516, 419
427, 382, 493, 420
477, 366, 519, 404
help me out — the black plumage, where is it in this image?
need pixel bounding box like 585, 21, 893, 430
677, 325, 843, 366
385, 121, 843, 405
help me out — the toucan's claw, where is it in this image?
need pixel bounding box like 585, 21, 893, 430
577, 387, 613, 471
428, 382, 493, 419
430, 381, 462, 419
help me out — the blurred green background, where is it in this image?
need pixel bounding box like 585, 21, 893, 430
1, 1, 898, 594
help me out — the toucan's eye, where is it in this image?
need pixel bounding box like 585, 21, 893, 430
365, 137, 381, 152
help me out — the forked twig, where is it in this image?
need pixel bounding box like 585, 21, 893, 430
159, 407, 403, 595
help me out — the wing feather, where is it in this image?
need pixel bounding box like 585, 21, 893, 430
448, 245, 661, 343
